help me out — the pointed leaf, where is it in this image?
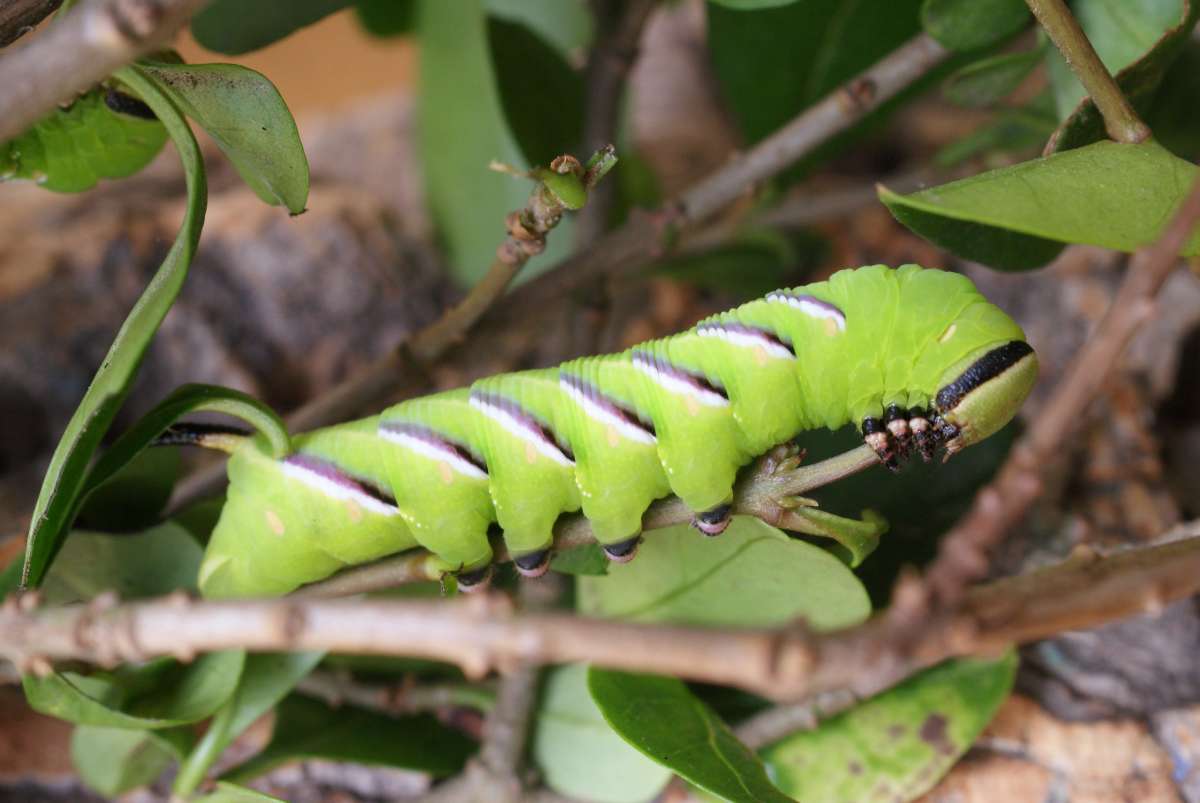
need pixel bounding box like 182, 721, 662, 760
1, 88, 167, 192
71, 725, 178, 796
21, 65, 206, 590
943, 50, 1042, 109
588, 670, 793, 803
139, 62, 309, 214
881, 140, 1200, 271
762, 654, 1017, 802
195, 782, 286, 802
534, 665, 672, 803
191, 0, 352, 55
578, 517, 869, 631
355, 0, 416, 36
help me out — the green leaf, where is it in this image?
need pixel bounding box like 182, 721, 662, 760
588, 671, 793, 803
549, 543, 610, 576
534, 665, 672, 803
195, 782, 286, 802
762, 654, 1017, 802
484, 0, 592, 53
25, 650, 246, 729
707, 0, 942, 178
40, 522, 204, 605
578, 517, 870, 631
1, 88, 167, 192
71, 725, 178, 796
920, 0, 1031, 51
653, 228, 826, 299
173, 652, 326, 796
935, 97, 1058, 167
222, 695, 476, 783
190, 0, 353, 54
1047, 0, 1199, 152
416, 0, 574, 283
139, 62, 309, 214
1144, 41, 1200, 162
943, 50, 1042, 108
710, 0, 801, 9
488, 17, 583, 167
75, 448, 179, 532
880, 140, 1200, 271
21, 65, 206, 590
355, 0, 416, 36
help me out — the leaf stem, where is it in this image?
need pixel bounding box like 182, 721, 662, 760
1024, 0, 1150, 144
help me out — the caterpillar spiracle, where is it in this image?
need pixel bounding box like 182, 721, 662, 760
190, 265, 1037, 597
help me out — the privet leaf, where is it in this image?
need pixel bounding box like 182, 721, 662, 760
20, 65, 206, 590
943, 50, 1042, 109
920, 0, 1031, 51
71, 725, 180, 797
533, 665, 672, 803
488, 17, 583, 167
762, 654, 1017, 802
578, 517, 870, 631
0, 88, 167, 192
139, 62, 309, 214
1047, 0, 1199, 152
190, 0, 352, 54
74, 448, 179, 532
588, 671, 793, 803
355, 0, 416, 36
194, 783, 286, 803
25, 651, 246, 729
880, 140, 1200, 271
222, 695, 476, 783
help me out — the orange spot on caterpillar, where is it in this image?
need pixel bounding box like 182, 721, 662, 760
438, 462, 453, 484
265, 510, 285, 536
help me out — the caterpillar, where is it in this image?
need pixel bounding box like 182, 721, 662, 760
191, 265, 1037, 598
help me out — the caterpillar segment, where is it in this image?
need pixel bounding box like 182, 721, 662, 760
197, 265, 1038, 598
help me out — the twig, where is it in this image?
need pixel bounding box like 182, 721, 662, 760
1025, 0, 1150, 144
734, 690, 858, 750
476, 33, 951, 336
295, 443, 879, 597
0, 0, 209, 144
917, 172, 1200, 610
574, 0, 657, 247
297, 671, 494, 715
0, 0, 61, 47
5, 533, 1199, 702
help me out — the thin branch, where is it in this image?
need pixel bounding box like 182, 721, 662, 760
297, 672, 495, 715
916, 172, 1200, 610
734, 690, 858, 750
0, 0, 61, 47
574, 0, 657, 247
295, 443, 879, 597
1025, 0, 1150, 144
5, 532, 1199, 702
0, 0, 209, 144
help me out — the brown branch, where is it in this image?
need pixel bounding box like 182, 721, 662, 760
0, 0, 61, 47
3, 532, 1199, 701
574, 0, 657, 247
917, 172, 1200, 611
295, 443, 879, 597
1025, 0, 1150, 144
0, 0, 209, 144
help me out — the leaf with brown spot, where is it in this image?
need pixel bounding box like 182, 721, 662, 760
761, 653, 1016, 802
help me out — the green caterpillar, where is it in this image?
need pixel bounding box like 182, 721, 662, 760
192, 265, 1037, 598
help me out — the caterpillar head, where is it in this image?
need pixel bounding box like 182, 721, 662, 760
933, 340, 1038, 456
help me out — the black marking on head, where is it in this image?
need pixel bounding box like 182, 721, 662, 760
470, 390, 575, 463
935, 341, 1034, 412
631, 350, 729, 402
560, 372, 656, 438
379, 421, 489, 475
862, 417, 885, 436
284, 453, 398, 508
153, 422, 251, 448
513, 549, 552, 578
602, 536, 642, 563
884, 405, 908, 424
104, 89, 156, 120
695, 322, 796, 358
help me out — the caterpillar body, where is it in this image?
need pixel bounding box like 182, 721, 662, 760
195, 265, 1037, 598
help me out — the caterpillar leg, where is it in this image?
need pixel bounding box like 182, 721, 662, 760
512, 547, 553, 578
455, 564, 494, 592
601, 535, 642, 563
862, 416, 900, 471
692, 502, 733, 536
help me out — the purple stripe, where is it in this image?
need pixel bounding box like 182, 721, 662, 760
695, 321, 795, 357
560, 372, 657, 437
284, 453, 397, 508
469, 390, 576, 463
631, 350, 729, 400
378, 421, 488, 475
